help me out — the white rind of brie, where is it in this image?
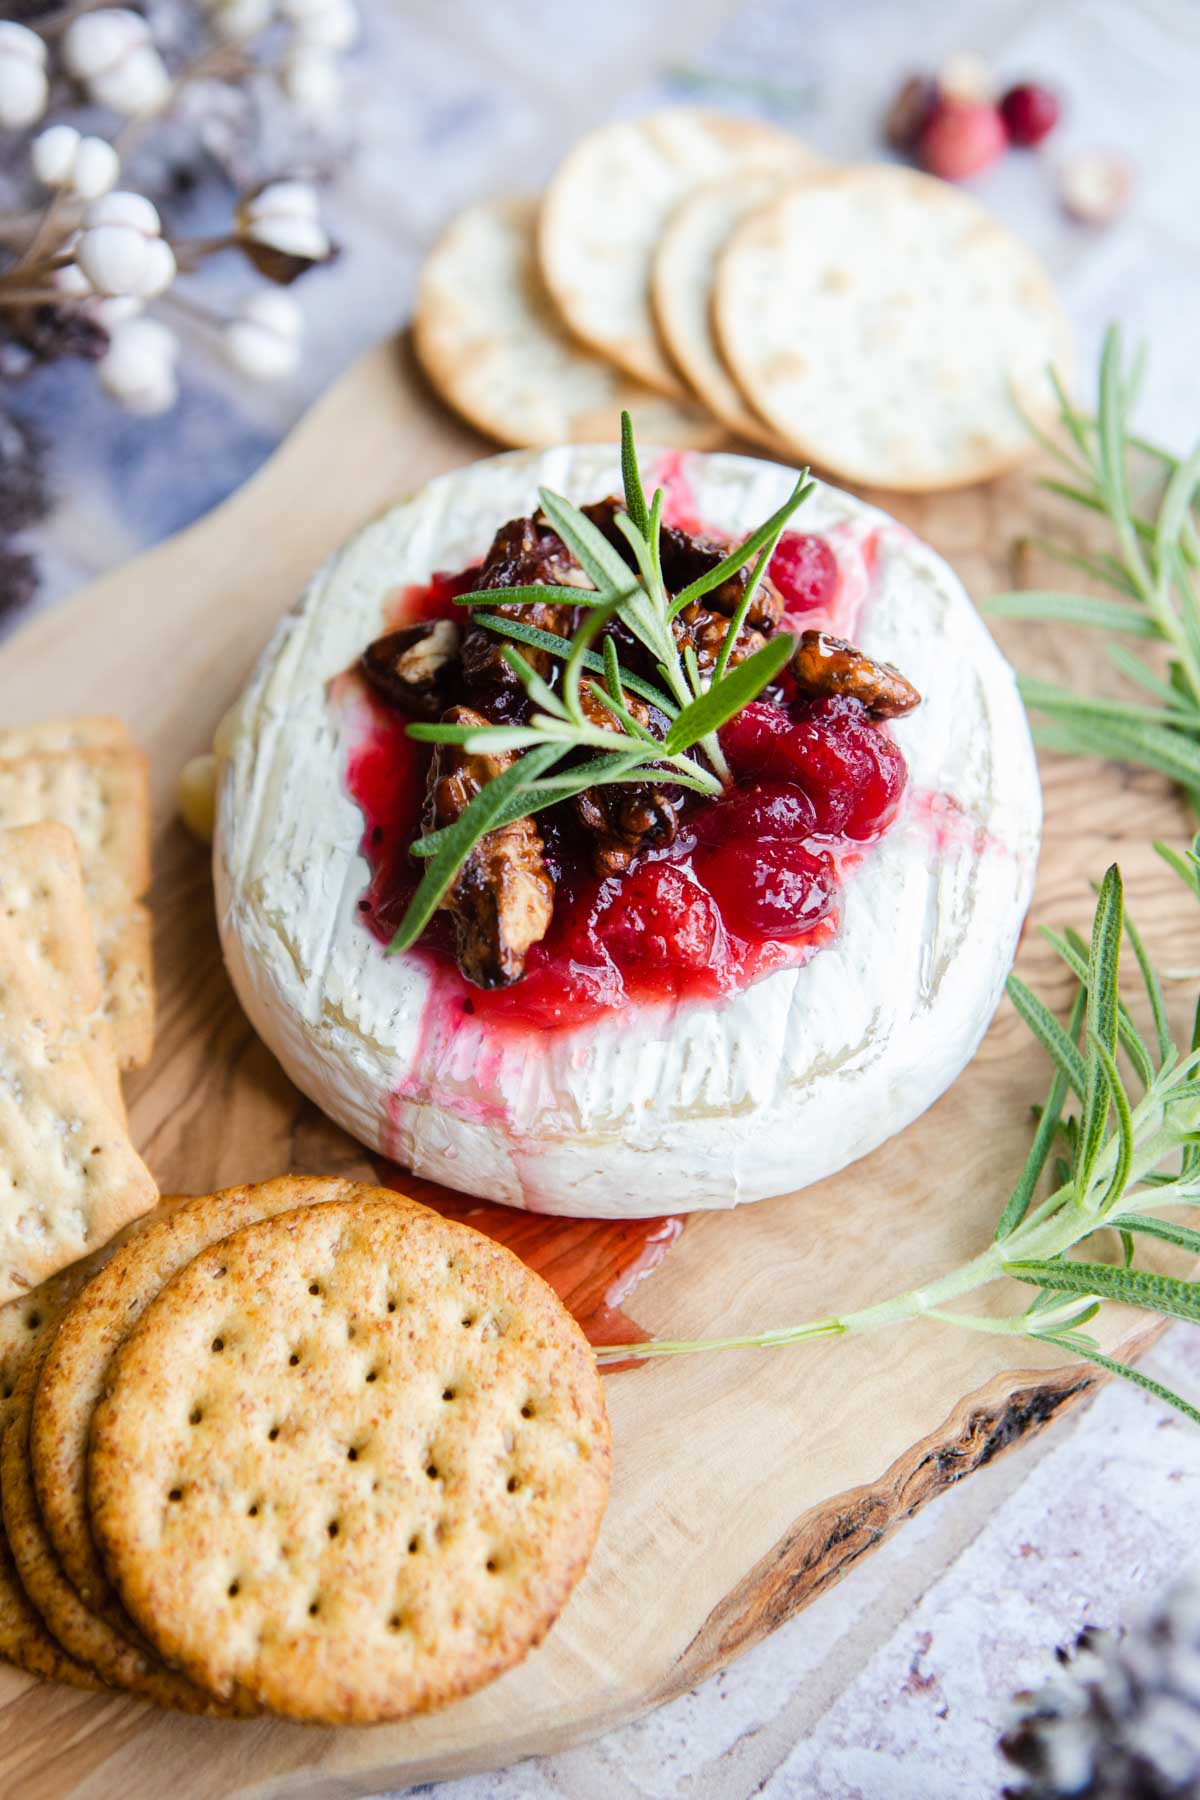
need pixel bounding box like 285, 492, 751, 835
215, 448, 1041, 1218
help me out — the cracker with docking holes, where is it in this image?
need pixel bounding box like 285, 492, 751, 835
0, 1264, 118, 1688
88, 1194, 611, 1723
3, 1299, 253, 1713
0, 823, 123, 1121
538, 108, 807, 398
0, 912, 157, 1307
0, 746, 154, 1069
33, 1178, 406, 1621
415, 195, 723, 451
714, 164, 1073, 491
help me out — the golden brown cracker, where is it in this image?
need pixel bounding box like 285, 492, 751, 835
89, 1194, 610, 1722
0, 718, 130, 762
33, 1178, 390, 1617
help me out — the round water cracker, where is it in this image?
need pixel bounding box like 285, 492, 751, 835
539, 109, 808, 399
89, 1197, 611, 1723
652, 170, 824, 454
0, 1271, 107, 1689
2, 1334, 247, 1713
415, 196, 723, 452
715, 165, 1073, 492
32, 1176, 399, 1620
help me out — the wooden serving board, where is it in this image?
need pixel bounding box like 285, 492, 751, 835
0, 337, 1192, 1799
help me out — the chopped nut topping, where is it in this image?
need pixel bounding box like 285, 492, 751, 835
789, 630, 921, 718
672, 602, 766, 677
424, 705, 554, 988
361, 619, 461, 718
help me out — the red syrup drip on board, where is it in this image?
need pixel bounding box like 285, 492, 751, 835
374, 1164, 684, 1367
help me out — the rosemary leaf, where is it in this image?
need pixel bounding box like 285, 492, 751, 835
995, 986, 1086, 1240
1010, 1258, 1200, 1323
987, 590, 1161, 636
619, 410, 649, 539
470, 614, 677, 714
663, 636, 793, 753
1004, 974, 1088, 1097
1108, 1215, 1200, 1257
387, 743, 565, 953
666, 472, 813, 618
1027, 1336, 1200, 1427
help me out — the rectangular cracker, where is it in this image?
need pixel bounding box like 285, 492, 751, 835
0, 718, 130, 763
0, 824, 124, 1121
0, 749, 154, 1069
0, 913, 157, 1304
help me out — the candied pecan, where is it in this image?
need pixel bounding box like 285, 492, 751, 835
672, 602, 766, 677
789, 630, 921, 719
572, 679, 678, 875
461, 512, 588, 695
361, 619, 461, 718
424, 706, 555, 988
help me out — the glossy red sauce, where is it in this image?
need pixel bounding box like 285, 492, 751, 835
344, 523, 907, 1036
376, 1164, 682, 1361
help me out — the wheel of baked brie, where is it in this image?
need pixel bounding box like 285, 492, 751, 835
215, 446, 1040, 1218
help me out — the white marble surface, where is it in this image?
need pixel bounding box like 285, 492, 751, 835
10, 0, 1200, 1793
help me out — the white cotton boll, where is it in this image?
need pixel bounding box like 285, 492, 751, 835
32, 126, 120, 198
77, 194, 174, 299
54, 262, 94, 299
32, 124, 82, 188
279, 45, 343, 113
239, 180, 331, 257
63, 11, 171, 119
224, 290, 303, 380
98, 316, 179, 415
84, 190, 161, 236
0, 23, 49, 130
72, 136, 121, 200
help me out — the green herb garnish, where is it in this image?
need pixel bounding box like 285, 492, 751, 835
388, 415, 812, 955
596, 845, 1200, 1430
988, 327, 1200, 812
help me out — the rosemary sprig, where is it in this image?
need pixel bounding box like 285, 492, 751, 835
388, 415, 812, 955
596, 842, 1200, 1431
988, 327, 1200, 812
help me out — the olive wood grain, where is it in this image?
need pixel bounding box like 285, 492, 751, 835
0, 333, 1188, 1798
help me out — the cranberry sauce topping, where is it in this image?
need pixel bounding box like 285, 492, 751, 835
345, 528, 909, 1035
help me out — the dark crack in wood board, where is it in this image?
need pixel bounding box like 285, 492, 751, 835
0, 334, 1190, 1799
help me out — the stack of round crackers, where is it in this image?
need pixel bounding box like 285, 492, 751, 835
0, 1178, 610, 1723
414, 106, 1072, 492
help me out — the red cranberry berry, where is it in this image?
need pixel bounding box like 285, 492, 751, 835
720, 698, 907, 839
769, 533, 838, 613
693, 780, 818, 848
999, 82, 1061, 147
917, 99, 1008, 181
697, 840, 834, 941
592, 863, 722, 973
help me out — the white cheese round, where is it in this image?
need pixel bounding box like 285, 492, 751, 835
215, 448, 1040, 1218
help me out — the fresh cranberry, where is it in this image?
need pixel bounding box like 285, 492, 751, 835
917, 99, 1008, 181
592, 862, 723, 974
720, 698, 906, 838
697, 839, 834, 941
693, 780, 818, 847
999, 82, 1061, 147
769, 533, 838, 613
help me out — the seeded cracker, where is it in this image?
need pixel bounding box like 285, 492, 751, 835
539, 109, 807, 398
715, 165, 1073, 490
415, 195, 723, 451
89, 1195, 611, 1722
0, 718, 130, 761
3, 1312, 250, 1712
33, 1177, 402, 1619
0, 746, 154, 1068
0, 823, 123, 1121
